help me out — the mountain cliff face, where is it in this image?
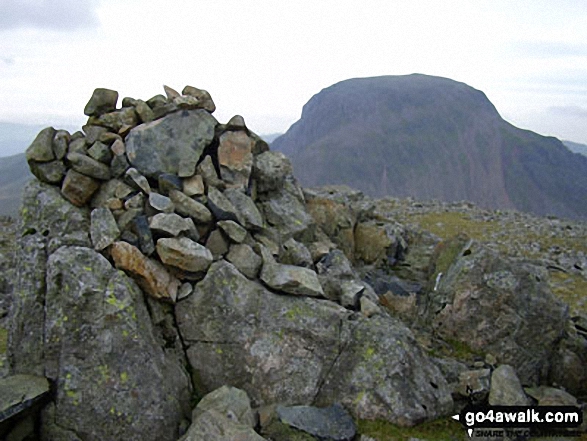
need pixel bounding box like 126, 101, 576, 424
272, 74, 587, 220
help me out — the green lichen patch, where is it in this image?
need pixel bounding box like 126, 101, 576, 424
0, 326, 7, 354
549, 270, 587, 315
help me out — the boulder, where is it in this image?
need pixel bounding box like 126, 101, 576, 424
218, 130, 254, 189
218, 220, 247, 243
192, 385, 256, 428
180, 409, 265, 441
181, 86, 216, 113
84, 88, 119, 116
207, 186, 242, 223
224, 188, 264, 230
276, 404, 356, 441
26, 127, 56, 163
260, 189, 314, 240
156, 237, 213, 273
169, 189, 213, 224
149, 213, 197, 238
126, 109, 217, 178
67, 152, 111, 180
61, 169, 100, 207
29, 160, 66, 185
488, 365, 531, 406
149, 192, 175, 213
253, 151, 293, 193
90, 207, 120, 250
354, 219, 407, 265
226, 244, 262, 279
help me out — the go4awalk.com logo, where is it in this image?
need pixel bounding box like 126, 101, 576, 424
452, 405, 584, 438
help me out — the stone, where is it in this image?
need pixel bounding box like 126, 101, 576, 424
52, 129, 70, 160
68, 137, 87, 154
218, 130, 254, 189
132, 215, 155, 255
84, 87, 119, 116
260, 189, 314, 240
125, 167, 151, 194
90, 178, 131, 208
316, 250, 355, 302
180, 409, 265, 441
425, 240, 569, 385
169, 189, 213, 223
110, 154, 130, 178
207, 186, 242, 223
177, 282, 193, 300
157, 237, 213, 273
197, 155, 224, 188
135, 99, 155, 123
82, 124, 109, 144
340, 280, 364, 310
25, 127, 56, 163
193, 385, 256, 428
67, 151, 111, 180
125, 192, 145, 210
182, 85, 216, 113
226, 244, 262, 279
111, 241, 180, 302
280, 238, 313, 268
524, 386, 578, 406
455, 369, 491, 403
87, 141, 113, 164
126, 109, 217, 179
147, 94, 167, 108
488, 365, 531, 406
218, 220, 247, 243
354, 220, 407, 265
226, 115, 247, 130
0, 375, 50, 424
61, 169, 100, 207
90, 207, 120, 250
29, 160, 66, 185
149, 192, 175, 213
163, 84, 181, 100
276, 403, 356, 441
183, 174, 205, 197
360, 296, 380, 317
224, 188, 264, 230
260, 246, 324, 297
173, 95, 200, 109
89, 107, 138, 133
149, 213, 198, 238
176, 261, 452, 426
252, 151, 293, 193
158, 173, 183, 195
153, 102, 178, 120
111, 138, 126, 155
205, 229, 229, 259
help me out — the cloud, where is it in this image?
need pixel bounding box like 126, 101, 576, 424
0, 0, 101, 32
508, 41, 587, 59
548, 105, 587, 118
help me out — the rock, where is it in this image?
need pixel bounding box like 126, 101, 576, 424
84, 87, 119, 116
360, 296, 380, 317
169, 189, 213, 224
193, 385, 256, 428
157, 237, 213, 273
224, 188, 264, 230
253, 151, 293, 193
178, 282, 193, 300
197, 155, 224, 188
29, 160, 66, 185
180, 409, 265, 441
354, 220, 407, 265
205, 229, 229, 259
281, 238, 313, 268
126, 109, 217, 178
82, 124, 108, 144
135, 99, 155, 123
61, 169, 100, 207
339, 280, 364, 310
158, 173, 183, 195
52, 129, 70, 160
88, 107, 138, 134
111, 241, 180, 302
524, 386, 578, 406
276, 403, 356, 441
455, 369, 491, 403
218, 130, 254, 189
182, 85, 216, 113
110, 153, 130, 178
260, 246, 324, 297
66, 151, 111, 180
183, 174, 205, 197
132, 215, 155, 255
26, 127, 56, 163
207, 186, 242, 223
226, 115, 247, 130
125, 167, 151, 194
226, 244, 262, 279
218, 220, 247, 243
488, 365, 531, 406
260, 189, 314, 240
149, 213, 197, 238
149, 192, 175, 213
90, 207, 120, 250
87, 141, 113, 164
111, 138, 126, 155
68, 137, 87, 154
125, 192, 145, 210
147, 94, 167, 109
425, 240, 568, 385
316, 250, 355, 301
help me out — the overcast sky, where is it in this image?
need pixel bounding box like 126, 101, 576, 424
1, 0, 587, 151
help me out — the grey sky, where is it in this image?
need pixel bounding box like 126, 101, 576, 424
1, 0, 586, 153
0, 0, 100, 31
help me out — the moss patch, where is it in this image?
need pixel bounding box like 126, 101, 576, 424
0, 326, 7, 354
358, 417, 463, 441
412, 212, 499, 242
549, 270, 587, 315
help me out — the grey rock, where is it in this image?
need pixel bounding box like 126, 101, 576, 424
193, 385, 256, 428
218, 130, 254, 189
135, 99, 155, 123
88, 107, 138, 133
173, 95, 200, 110
157, 237, 213, 273
147, 94, 167, 109
218, 220, 247, 243
163, 84, 181, 99
207, 186, 241, 223
68, 137, 87, 154
110, 154, 130, 178
0, 375, 50, 424
177, 282, 193, 300
169, 189, 213, 224
90, 207, 120, 250
126, 109, 217, 178
360, 296, 380, 317
339, 280, 364, 310
132, 215, 155, 255
29, 160, 66, 185
149, 213, 198, 238
52, 129, 70, 160
197, 155, 223, 188
183, 174, 205, 197
226, 244, 262, 279
66, 152, 111, 180
456, 369, 491, 403
61, 169, 100, 207
158, 173, 183, 195
82, 124, 109, 144
260, 189, 314, 240
260, 246, 324, 297
26, 127, 56, 163
180, 409, 265, 441
182, 85, 216, 113
226, 115, 247, 130
110, 138, 125, 155
90, 178, 131, 209
84, 87, 119, 116
281, 238, 313, 268
489, 365, 531, 406
224, 188, 264, 230
125, 167, 151, 194
205, 229, 229, 260
149, 192, 175, 213
87, 141, 113, 164
124, 192, 145, 210
253, 151, 293, 193
276, 403, 356, 441
524, 386, 578, 406
316, 250, 356, 302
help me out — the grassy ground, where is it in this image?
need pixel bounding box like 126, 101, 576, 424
358, 417, 463, 441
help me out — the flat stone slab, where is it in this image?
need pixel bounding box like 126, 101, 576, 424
276, 403, 356, 441
0, 375, 50, 423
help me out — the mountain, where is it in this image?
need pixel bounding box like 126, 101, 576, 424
0, 153, 31, 217
272, 74, 587, 220
563, 140, 587, 157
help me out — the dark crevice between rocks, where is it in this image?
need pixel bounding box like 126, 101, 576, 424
198, 132, 221, 178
